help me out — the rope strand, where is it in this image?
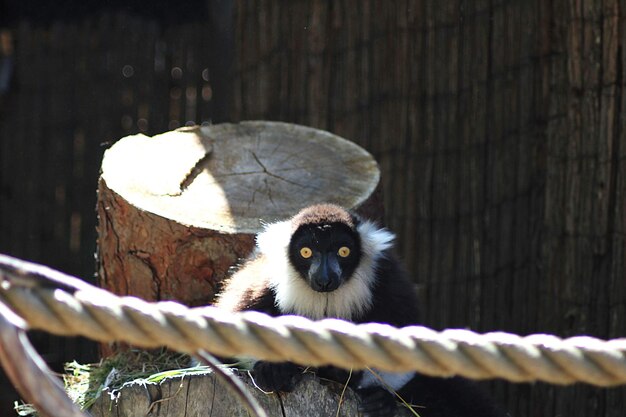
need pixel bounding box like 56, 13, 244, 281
1, 253, 626, 387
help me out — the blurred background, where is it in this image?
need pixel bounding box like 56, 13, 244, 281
1, 1, 626, 416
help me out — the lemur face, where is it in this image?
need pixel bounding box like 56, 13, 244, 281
288, 223, 362, 292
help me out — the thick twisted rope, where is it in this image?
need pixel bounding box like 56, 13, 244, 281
1, 254, 626, 387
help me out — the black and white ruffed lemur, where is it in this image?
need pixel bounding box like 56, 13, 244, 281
215, 203, 507, 417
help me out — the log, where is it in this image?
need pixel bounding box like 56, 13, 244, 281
97, 121, 382, 308
89, 370, 415, 417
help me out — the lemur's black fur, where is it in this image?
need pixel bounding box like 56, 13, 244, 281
215, 204, 507, 417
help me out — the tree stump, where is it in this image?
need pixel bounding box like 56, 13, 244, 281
89, 370, 414, 417
97, 121, 382, 308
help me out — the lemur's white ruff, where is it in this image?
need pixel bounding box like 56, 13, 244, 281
257, 219, 394, 320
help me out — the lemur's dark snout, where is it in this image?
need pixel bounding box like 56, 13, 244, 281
310, 253, 341, 292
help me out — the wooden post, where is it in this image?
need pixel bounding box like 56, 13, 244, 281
88, 371, 414, 417
97, 121, 382, 311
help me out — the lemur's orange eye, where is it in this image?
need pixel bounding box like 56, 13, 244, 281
300, 247, 313, 259
338, 246, 351, 258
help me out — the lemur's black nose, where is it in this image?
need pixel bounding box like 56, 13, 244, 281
311, 253, 341, 292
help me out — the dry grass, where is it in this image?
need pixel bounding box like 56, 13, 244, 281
63, 348, 194, 410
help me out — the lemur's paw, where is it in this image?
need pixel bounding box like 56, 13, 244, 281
356, 386, 398, 417
252, 361, 303, 393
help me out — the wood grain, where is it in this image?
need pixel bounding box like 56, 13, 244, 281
89, 370, 415, 417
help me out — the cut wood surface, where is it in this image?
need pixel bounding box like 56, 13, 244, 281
97, 121, 382, 308
89, 370, 414, 417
